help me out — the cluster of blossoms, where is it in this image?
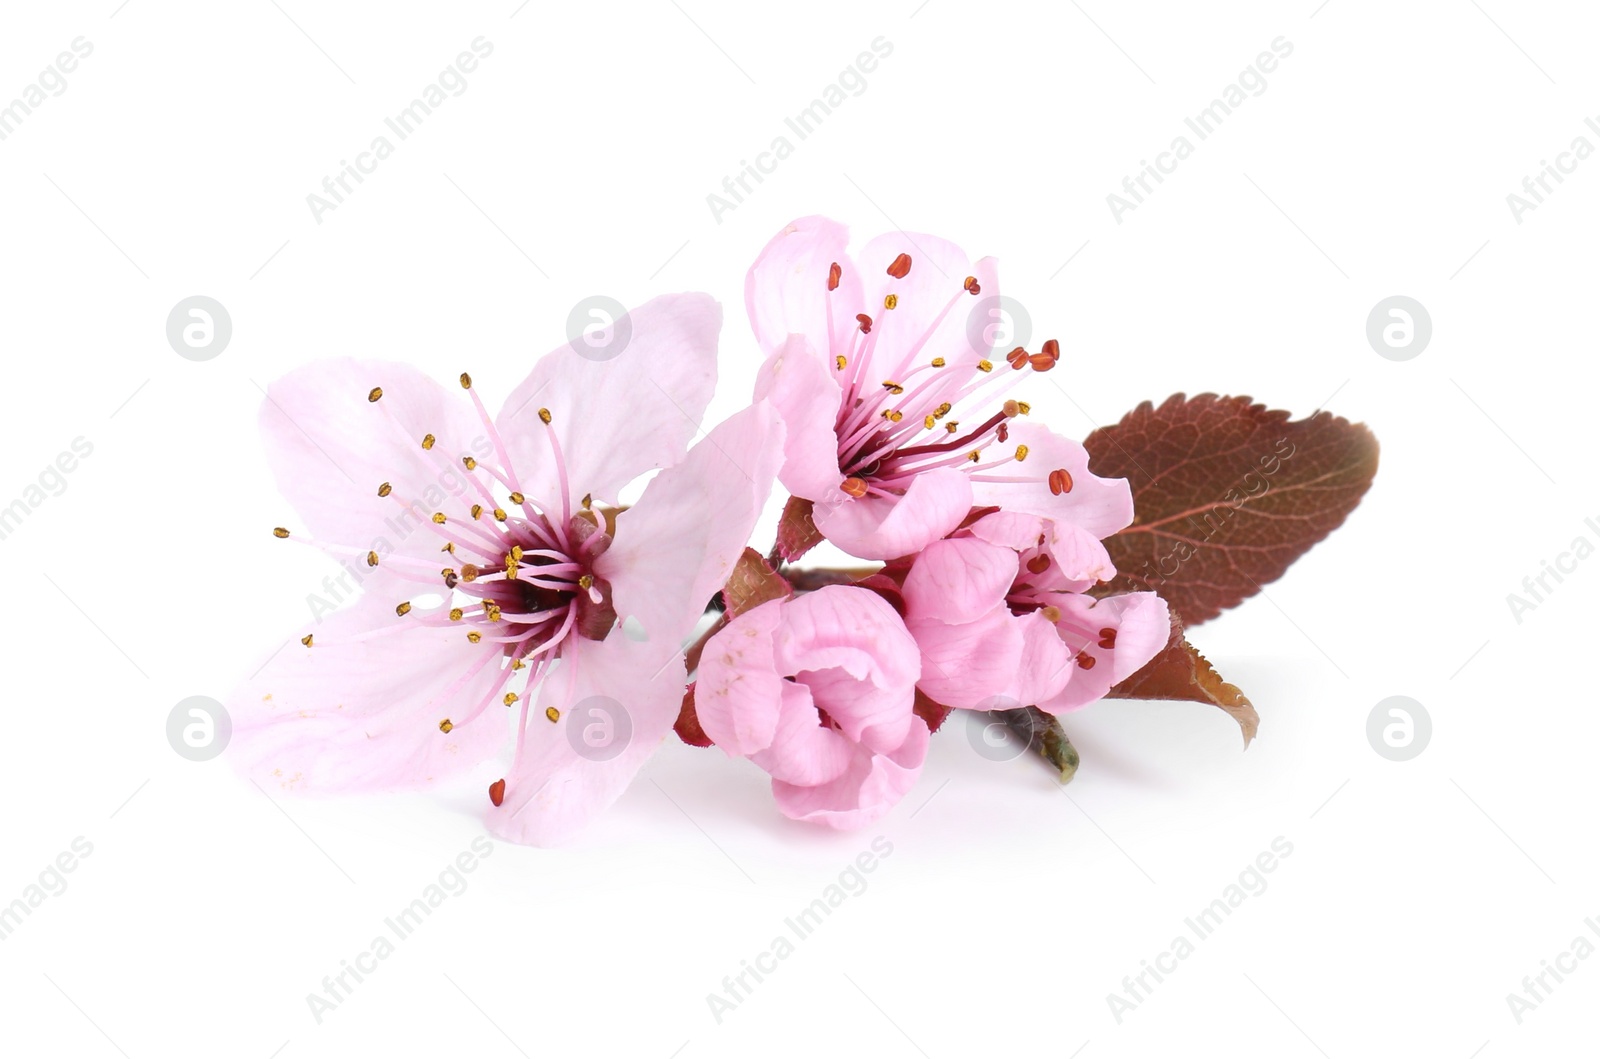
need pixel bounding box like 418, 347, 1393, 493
232, 216, 1169, 845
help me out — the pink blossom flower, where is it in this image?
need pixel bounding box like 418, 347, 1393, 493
230, 294, 784, 845
693, 586, 927, 829
900, 510, 1170, 715
746, 216, 1131, 559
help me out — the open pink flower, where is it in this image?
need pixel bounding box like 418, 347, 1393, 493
747, 216, 1129, 559
694, 587, 926, 829
900, 510, 1170, 715
230, 294, 784, 845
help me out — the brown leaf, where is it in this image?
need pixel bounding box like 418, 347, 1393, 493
913, 689, 952, 734
1107, 613, 1259, 746
674, 683, 713, 747
1083, 393, 1378, 626
722, 547, 791, 618
776, 496, 825, 562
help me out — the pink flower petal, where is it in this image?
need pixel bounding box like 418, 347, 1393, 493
811, 466, 972, 560
901, 537, 1020, 626
854, 231, 1000, 379
260, 357, 486, 586
967, 511, 1116, 592
693, 598, 789, 757
698, 587, 926, 829
496, 292, 721, 511
907, 604, 1024, 711
596, 402, 783, 649
769, 588, 920, 748
970, 421, 1135, 540
748, 680, 858, 788
1037, 591, 1171, 714
229, 592, 509, 792
486, 635, 685, 846
745, 216, 862, 359
1007, 610, 1077, 705
770, 718, 929, 830
753, 335, 847, 503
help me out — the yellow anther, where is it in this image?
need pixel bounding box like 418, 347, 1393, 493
366, 551, 379, 567
504, 693, 519, 706
449, 608, 463, 621
882, 381, 904, 395
581, 493, 592, 510
1015, 444, 1030, 461
471, 503, 483, 520
273, 527, 290, 539
509, 491, 525, 505
301, 634, 313, 647
931, 357, 945, 368
421, 434, 436, 450
935, 402, 953, 418
510, 546, 524, 561
1041, 605, 1062, 623
836, 355, 847, 371
945, 422, 959, 434
493, 508, 507, 522
968, 451, 981, 462
924, 415, 937, 429
377, 482, 392, 497
1017, 401, 1032, 415
439, 719, 454, 733
368, 387, 383, 402
977, 360, 993, 372
545, 707, 560, 723
461, 564, 479, 582
467, 631, 482, 643
538, 408, 552, 424
396, 601, 413, 616
432, 512, 446, 524
463, 456, 477, 471
460, 373, 472, 389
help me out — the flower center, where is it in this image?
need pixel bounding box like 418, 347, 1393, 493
275, 373, 619, 805
822, 253, 1075, 500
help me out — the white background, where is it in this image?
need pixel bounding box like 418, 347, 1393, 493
0, 1, 1594, 1056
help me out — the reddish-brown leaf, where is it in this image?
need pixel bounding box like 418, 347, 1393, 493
722, 547, 791, 618
776, 496, 825, 562
1083, 393, 1378, 626
1107, 612, 1259, 746
674, 683, 713, 747
913, 688, 952, 734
